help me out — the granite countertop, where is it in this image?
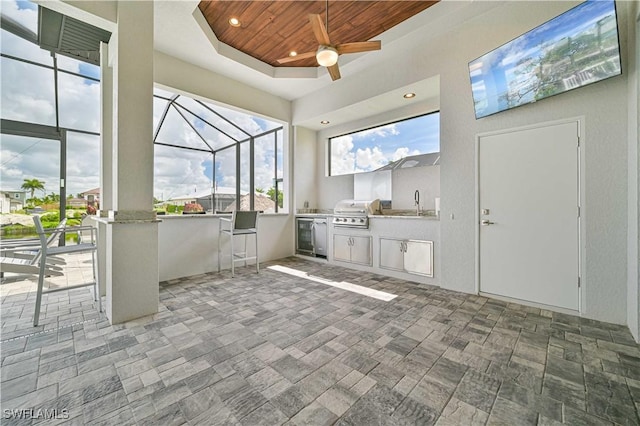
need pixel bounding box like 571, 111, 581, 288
295, 209, 333, 217
295, 213, 333, 217
370, 214, 440, 221
295, 209, 439, 220
372, 209, 439, 219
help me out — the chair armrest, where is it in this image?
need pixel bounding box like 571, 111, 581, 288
0, 246, 40, 256
0, 238, 41, 249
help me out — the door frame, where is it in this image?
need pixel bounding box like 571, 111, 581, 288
474, 116, 586, 314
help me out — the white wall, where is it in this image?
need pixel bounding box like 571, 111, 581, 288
158, 215, 293, 281
307, 1, 632, 326
293, 127, 318, 210
393, 165, 440, 211
627, 1, 640, 341
441, 1, 628, 324
154, 52, 291, 124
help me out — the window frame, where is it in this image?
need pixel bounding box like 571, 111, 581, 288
328, 111, 440, 177
152, 91, 287, 214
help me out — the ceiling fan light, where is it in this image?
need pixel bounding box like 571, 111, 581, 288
316, 45, 338, 67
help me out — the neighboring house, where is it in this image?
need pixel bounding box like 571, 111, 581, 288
80, 188, 100, 207
167, 187, 246, 213
222, 193, 276, 213
0, 190, 26, 213
67, 197, 88, 208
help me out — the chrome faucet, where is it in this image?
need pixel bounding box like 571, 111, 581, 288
414, 190, 420, 215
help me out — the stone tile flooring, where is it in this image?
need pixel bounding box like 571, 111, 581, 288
1, 256, 639, 425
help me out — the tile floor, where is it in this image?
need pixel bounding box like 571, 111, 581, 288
1, 256, 639, 425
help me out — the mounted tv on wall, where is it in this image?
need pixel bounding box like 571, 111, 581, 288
469, 0, 622, 119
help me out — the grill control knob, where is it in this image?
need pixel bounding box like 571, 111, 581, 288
351, 218, 356, 223
359, 218, 365, 223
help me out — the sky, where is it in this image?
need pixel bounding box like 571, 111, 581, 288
0, 0, 282, 202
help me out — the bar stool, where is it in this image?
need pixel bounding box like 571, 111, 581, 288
218, 210, 259, 277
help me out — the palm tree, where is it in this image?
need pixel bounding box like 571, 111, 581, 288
21, 178, 45, 199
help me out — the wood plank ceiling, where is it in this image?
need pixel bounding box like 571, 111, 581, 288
198, 1, 438, 68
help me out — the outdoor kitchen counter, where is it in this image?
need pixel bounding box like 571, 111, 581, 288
328, 211, 440, 286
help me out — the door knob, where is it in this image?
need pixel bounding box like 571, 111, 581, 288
481, 219, 495, 226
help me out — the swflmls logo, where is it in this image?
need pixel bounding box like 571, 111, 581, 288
2, 409, 69, 419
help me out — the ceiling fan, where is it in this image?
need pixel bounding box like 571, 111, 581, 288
276, 3, 382, 81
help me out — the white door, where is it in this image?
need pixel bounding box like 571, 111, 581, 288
351, 236, 372, 266
380, 238, 404, 271
479, 121, 580, 310
405, 240, 433, 277
333, 235, 352, 263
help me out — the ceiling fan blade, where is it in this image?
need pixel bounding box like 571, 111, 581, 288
308, 14, 331, 46
327, 63, 341, 81
276, 51, 317, 64
336, 41, 382, 55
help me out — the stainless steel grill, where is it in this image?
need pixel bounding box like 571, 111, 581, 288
332, 199, 380, 229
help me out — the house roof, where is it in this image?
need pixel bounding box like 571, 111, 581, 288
81, 188, 100, 195
223, 193, 275, 212
170, 186, 248, 202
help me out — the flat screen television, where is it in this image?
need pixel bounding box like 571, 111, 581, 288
469, 0, 622, 119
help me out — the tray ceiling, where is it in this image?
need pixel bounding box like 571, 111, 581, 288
198, 1, 438, 68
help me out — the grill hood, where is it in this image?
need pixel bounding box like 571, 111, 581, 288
333, 199, 381, 216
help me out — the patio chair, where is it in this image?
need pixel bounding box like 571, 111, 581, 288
218, 210, 259, 277
0, 219, 68, 280
32, 215, 102, 326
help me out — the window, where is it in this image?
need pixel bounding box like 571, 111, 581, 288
1, 0, 102, 232
329, 112, 440, 176
153, 89, 286, 213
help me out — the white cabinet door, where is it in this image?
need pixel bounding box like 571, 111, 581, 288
350, 236, 372, 266
404, 240, 433, 277
380, 238, 404, 271
333, 234, 351, 263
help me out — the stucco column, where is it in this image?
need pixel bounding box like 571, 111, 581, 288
104, 0, 158, 324
96, 41, 113, 298
100, 41, 114, 214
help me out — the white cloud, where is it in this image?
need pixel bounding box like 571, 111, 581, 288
1, 1, 37, 32
330, 135, 356, 175
355, 146, 387, 171
391, 147, 420, 162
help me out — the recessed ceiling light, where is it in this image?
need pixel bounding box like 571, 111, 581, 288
229, 17, 241, 27
403, 92, 416, 99
320, 120, 330, 125
289, 51, 297, 57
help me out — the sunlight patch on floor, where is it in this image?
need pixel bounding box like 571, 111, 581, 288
267, 264, 397, 302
